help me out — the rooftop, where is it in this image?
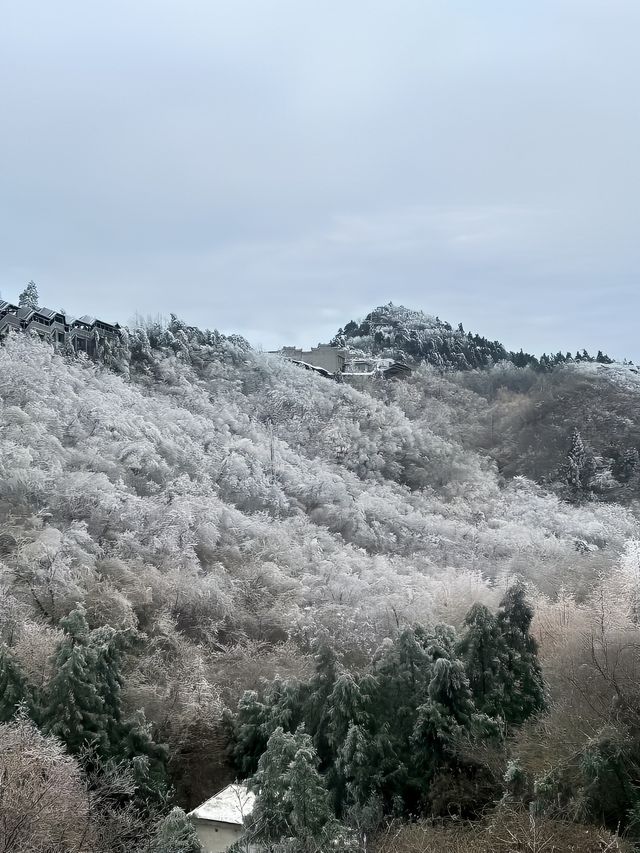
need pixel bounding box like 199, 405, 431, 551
189, 783, 255, 826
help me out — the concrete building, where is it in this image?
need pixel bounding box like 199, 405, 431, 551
276, 344, 349, 375
189, 784, 256, 853
274, 344, 412, 382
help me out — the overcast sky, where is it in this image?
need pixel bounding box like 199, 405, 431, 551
2, 1, 639, 358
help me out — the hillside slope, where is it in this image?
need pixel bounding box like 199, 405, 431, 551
0, 322, 638, 812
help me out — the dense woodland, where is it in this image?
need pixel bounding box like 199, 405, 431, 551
2, 300, 640, 851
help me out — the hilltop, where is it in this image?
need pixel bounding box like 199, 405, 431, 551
332, 302, 614, 371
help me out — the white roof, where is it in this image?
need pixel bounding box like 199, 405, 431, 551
189, 784, 255, 826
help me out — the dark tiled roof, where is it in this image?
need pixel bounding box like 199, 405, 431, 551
37, 307, 57, 320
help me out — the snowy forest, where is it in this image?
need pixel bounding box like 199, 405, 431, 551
2, 296, 640, 852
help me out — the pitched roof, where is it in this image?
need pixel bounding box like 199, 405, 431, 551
37, 307, 57, 320
189, 784, 255, 826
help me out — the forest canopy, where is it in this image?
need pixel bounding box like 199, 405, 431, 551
0, 307, 639, 851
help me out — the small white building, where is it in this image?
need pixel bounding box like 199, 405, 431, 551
189, 784, 256, 853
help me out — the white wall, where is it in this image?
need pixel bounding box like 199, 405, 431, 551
192, 818, 246, 853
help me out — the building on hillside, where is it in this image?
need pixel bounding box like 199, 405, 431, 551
275, 344, 350, 375
273, 344, 412, 381
189, 784, 256, 853
0, 301, 120, 356
381, 360, 412, 379
69, 315, 121, 356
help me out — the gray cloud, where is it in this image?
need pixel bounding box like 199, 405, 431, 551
2, 0, 639, 359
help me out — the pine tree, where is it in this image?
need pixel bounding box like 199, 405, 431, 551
18, 280, 39, 309
152, 806, 202, 853
0, 644, 32, 722
42, 609, 108, 755
565, 428, 596, 501
496, 583, 545, 725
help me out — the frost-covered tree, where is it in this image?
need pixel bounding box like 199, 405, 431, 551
496, 583, 545, 725
119, 709, 169, 805
248, 726, 301, 841
412, 658, 476, 774
231, 678, 304, 777
0, 645, 32, 722
151, 807, 202, 853
18, 280, 39, 309
564, 428, 597, 502
249, 725, 336, 848
327, 672, 376, 751
302, 643, 340, 768
0, 711, 91, 852
42, 609, 108, 755
285, 740, 333, 843
457, 603, 508, 718
617, 539, 640, 624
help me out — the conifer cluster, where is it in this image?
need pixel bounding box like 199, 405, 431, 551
230, 583, 545, 848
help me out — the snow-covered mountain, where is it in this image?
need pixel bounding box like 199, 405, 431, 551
332, 302, 612, 372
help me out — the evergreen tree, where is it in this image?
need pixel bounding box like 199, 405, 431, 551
336, 722, 399, 813
92, 625, 126, 755
369, 625, 460, 809
249, 725, 339, 848
496, 583, 545, 725
285, 740, 333, 845
456, 603, 508, 717
152, 806, 202, 853
303, 642, 338, 767
374, 628, 433, 725
18, 280, 39, 309
612, 447, 640, 484
42, 609, 108, 755
565, 428, 596, 501
411, 658, 476, 782
231, 678, 303, 777
230, 690, 271, 776
323, 673, 378, 815
249, 726, 301, 841
0, 644, 32, 722
327, 672, 376, 750
120, 709, 170, 805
